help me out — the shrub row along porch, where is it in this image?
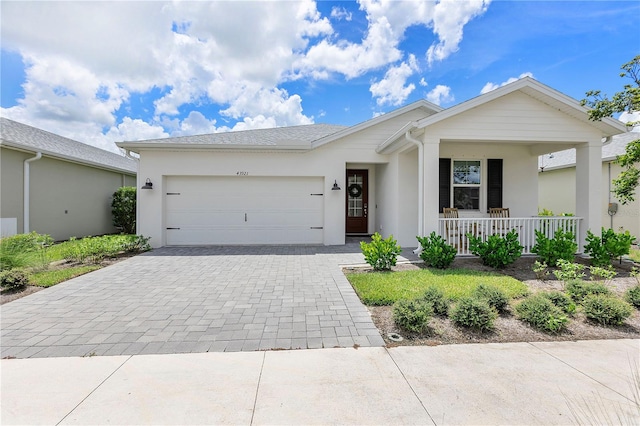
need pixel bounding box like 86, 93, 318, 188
438, 216, 582, 255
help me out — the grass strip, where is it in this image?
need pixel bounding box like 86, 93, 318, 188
30, 265, 101, 287
346, 268, 529, 306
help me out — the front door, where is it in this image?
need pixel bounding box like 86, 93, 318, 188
345, 169, 368, 234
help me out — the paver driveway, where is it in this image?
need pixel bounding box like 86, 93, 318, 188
1, 245, 418, 358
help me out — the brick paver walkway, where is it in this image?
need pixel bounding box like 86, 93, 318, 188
1, 245, 419, 358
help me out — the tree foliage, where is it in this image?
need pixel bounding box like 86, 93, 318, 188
111, 186, 136, 234
582, 55, 640, 204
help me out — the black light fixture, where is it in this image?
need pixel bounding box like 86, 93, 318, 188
332, 179, 341, 191
141, 178, 153, 189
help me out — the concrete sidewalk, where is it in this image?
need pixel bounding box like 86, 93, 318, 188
2, 339, 638, 425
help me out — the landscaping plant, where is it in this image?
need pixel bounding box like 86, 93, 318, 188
584, 228, 636, 267
582, 294, 633, 326
419, 286, 449, 316
589, 265, 617, 283
553, 259, 586, 286
0, 232, 52, 271
360, 233, 402, 271
111, 186, 137, 234
450, 297, 497, 331
531, 229, 577, 267
467, 229, 523, 269
392, 299, 433, 333
625, 285, 640, 309
473, 283, 509, 314
416, 232, 457, 269
516, 294, 568, 333
0, 269, 31, 290
532, 260, 549, 280
565, 280, 610, 303
541, 290, 576, 314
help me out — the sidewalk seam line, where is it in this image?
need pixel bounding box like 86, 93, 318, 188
385, 347, 437, 426
55, 355, 133, 426
250, 351, 267, 425
527, 341, 637, 404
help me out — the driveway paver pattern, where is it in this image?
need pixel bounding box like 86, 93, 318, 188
1, 245, 419, 358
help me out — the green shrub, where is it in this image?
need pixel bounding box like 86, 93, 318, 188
589, 265, 617, 282
582, 294, 633, 325
416, 232, 457, 269
121, 235, 152, 252
111, 186, 137, 234
61, 235, 151, 264
0, 269, 31, 290
625, 285, 640, 309
0, 232, 53, 271
584, 228, 636, 267
473, 283, 509, 313
533, 261, 549, 280
419, 286, 449, 316
540, 291, 576, 314
516, 294, 568, 333
553, 259, 586, 283
467, 230, 523, 269
531, 229, 577, 267
450, 297, 497, 331
360, 233, 402, 271
565, 280, 611, 302
392, 299, 433, 332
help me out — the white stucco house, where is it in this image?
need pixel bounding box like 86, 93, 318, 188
539, 131, 639, 239
117, 78, 627, 252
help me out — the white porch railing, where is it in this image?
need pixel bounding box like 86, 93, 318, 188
437, 217, 582, 256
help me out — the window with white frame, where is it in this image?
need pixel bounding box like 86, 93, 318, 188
452, 160, 481, 210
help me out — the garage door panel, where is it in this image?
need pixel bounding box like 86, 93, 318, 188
165, 176, 324, 245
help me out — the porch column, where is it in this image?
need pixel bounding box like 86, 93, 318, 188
422, 136, 440, 236
575, 139, 602, 252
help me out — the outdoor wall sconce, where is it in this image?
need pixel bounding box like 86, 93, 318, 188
332, 180, 341, 190
141, 178, 153, 189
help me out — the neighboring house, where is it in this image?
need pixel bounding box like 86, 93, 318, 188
538, 131, 640, 239
1, 118, 138, 241
117, 78, 627, 252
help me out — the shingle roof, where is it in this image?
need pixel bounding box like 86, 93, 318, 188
0, 117, 137, 174
539, 132, 639, 171
118, 123, 347, 148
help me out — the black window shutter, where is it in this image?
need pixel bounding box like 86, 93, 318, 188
439, 158, 451, 213
487, 159, 503, 211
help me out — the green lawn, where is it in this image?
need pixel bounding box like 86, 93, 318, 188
629, 248, 640, 263
30, 265, 101, 287
346, 268, 529, 306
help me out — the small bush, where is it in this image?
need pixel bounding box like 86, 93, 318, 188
625, 285, 640, 309
360, 233, 402, 271
531, 229, 577, 267
419, 286, 449, 316
553, 260, 586, 283
566, 280, 611, 303
473, 283, 509, 313
467, 229, 523, 269
540, 291, 576, 314
0, 269, 31, 290
516, 294, 568, 333
589, 265, 617, 282
393, 299, 433, 332
0, 232, 53, 271
584, 228, 636, 267
450, 297, 497, 331
416, 232, 456, 269
582, 294, 633, 325
112, 186, 137, 234
533, 261, 549, 280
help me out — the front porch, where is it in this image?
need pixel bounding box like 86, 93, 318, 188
439, 216, 582, 256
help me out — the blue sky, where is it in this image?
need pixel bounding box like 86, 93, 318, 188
1, 1, 639, 153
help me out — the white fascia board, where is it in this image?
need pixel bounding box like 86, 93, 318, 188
376, 121, 419, 154
311, 100, 442, 149
1, 141, 137, 175
414, 77, 627, 136
115, 141, 311, 153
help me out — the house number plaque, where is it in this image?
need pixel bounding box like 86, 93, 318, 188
236, 171, 249, 176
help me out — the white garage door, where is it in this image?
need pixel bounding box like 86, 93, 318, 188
165, 176, 324, 245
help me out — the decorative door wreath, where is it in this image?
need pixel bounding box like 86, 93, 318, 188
348, 183, 362, 198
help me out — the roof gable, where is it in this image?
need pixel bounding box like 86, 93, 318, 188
0, 117, 137, 174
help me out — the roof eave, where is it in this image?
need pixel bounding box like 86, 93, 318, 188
115, 141, 312, 152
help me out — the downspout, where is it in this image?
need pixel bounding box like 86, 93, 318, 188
405, 125, 423, 253
608, 162, 613, 230
23, 152, 42, 233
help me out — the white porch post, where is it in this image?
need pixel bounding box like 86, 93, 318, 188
423, 136, 440, 236
575, 139, 602, 252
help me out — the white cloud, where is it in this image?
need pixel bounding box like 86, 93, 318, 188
426, 85, 454, 106
105, 118, 169, 142
370, 55, 419, 106
419, 78, 428, 87
331, 6, 353, 21
619, 111, 640, 131
480, 72, 534, 94
427, 0, 491, 65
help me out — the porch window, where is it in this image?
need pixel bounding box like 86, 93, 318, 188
452, 160, 480, 210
